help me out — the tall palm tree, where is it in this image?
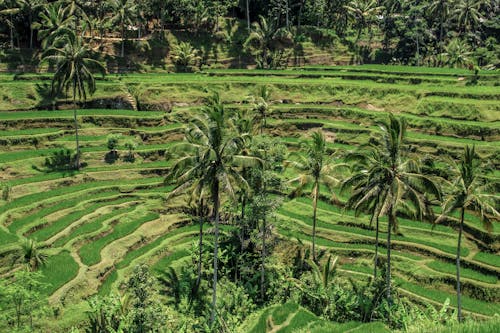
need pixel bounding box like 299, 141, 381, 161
372, 116, 440, 308
166, 92, 259, 324
110, 0, 137, 57
288, 131, 341, 262
426, 0, 452, 54
43, 32, 105, 170
342, 150, 385, 279
436, 145, 499, 322
12, 239, 48, 271
344, 115, 440, 313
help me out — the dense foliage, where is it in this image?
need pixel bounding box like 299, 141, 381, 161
0, 0, 499, 69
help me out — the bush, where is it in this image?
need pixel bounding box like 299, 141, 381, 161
124, 139, 137, 162
171, 42, 200, 72
1, 183, 11, 201
106, 134, 121, 152
44, 149, 75, 171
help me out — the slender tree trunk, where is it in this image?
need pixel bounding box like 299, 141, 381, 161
386, 207, 394, 324
73, 103, 80, 170
312, 181, 319, 262
210, 180, 220, 325
246, 0, 250, 30
29, 14, 34, 49
297, 0, 304, 32
10, 14, 14, 49
374, 214, 379, 279
260, 216, 266, 301
121, 22, 125, 57
456, 207, 464, 322
285, 0, 289, 30
196, 199, 204, 292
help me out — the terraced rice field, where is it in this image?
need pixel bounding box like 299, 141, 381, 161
0, 65, 498, 327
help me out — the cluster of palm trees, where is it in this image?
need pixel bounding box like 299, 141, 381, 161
167, 94, 499, 324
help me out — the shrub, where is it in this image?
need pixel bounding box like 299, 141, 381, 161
106, 134, 121, 153
1, 183, 11, 201
124, 139, 138, 162
44, 149, 75, 171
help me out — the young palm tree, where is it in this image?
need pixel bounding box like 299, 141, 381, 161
166, 92, 260, 324
110, 0, 137, 57
436, 145, 499, 322
12, 239, 48, 271
43, 32, 105, 169
250, 85, 271, 134
288, 131, 342, 262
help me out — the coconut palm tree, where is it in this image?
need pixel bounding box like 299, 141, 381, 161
426, 0, 452, 54
32, 2, 72, 48
343, 115, 440, 318
244, 15, 291, 69
342, 150, 385, 279
12, 239, 48, 271
43, 31, 105, 170
166, 92, 260, 324
363, 115, 440, 310
436, 145, 499, 322
287, 131, 342, 262
110, 0, 137, 57
344, 0, 384, 43
453, 0, 488, 36
443, 38, 472, 68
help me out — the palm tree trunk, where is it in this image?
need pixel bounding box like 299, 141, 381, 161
456, 206, 464, 322
210, 179, 220, 325
246, 0, 250, 30
121, 22, 125, 57
374, 214, 379, 279
29, 14, 34, 49
10, 14, 14, 49
73, 104, 80, 170
386, 208, 394, 324
312, 181, 319, 262
260, 216, 266, 301
196, 199, 204, 292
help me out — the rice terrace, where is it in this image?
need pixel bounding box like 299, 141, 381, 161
0, 1, 499, 333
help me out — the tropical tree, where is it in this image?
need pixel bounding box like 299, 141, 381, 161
11, 239, 48, 272
166, 92, 260, 324
344, 0, 384, 42
110, 0, 137, 57
250, 85, 271, 134
443, 38, 472, 68
244, 15, 292, 69
287, 131, 342, 262
0, 0, 20, 49
436, 145, 499, 322
453, 0, 488, 36
32, 2, 72, 48
344, 115, 440, 315
426, 0, 452, 54
43, 32, 105, 169
342, 150, 384, 279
